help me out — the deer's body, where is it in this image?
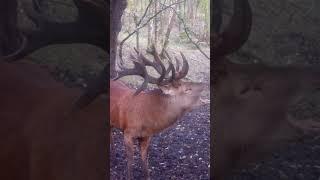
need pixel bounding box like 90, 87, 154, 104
110, 80, 204, 179
110, 80, 194, 136
0, 60, 107, 180
110, 47, 204, 179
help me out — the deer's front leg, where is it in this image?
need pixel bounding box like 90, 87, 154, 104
124, 133, 134, 180
139, 136, 151, 180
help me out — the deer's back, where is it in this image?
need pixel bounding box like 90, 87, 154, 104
0, 60, 108, 180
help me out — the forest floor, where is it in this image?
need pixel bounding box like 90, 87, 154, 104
228, 135, 320, 180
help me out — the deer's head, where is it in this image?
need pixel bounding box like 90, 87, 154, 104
113, 46, 205, 108
213, 1, 320, 179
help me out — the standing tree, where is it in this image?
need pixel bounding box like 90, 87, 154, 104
110, 0, 128, 78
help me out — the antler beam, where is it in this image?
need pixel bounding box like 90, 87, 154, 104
114, 46, 190, 95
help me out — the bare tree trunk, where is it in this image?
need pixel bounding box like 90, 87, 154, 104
140, 0, 143, 11
110, 0, 127, 78
194, 0, 200, 25
147, 23, 152, 48
183, 0, 186, 21
0, 0, 20, 56
133, 13, 140, 50
153, 0, 158, 48
147, 0, 153, 49
205, 0, 210, 43
158, 0, 168, 45
178, 0, 182, 32
160, 10, 176, 58
188, 0, 194, 25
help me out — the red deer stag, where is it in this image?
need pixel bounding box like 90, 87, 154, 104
213, 0, 320, 179
0, 0, 108, 179
110, 46, 205, 179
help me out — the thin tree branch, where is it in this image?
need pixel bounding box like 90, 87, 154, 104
137, 0, 153, 26
118, 0, 185, 66
159, 1, 209, 60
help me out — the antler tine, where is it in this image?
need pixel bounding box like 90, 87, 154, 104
175, 57, 180, 72
166, 59, 175, 83
163, 50, 176, 82
175, 52, 189, 80
114, 55, 146, 81
164, 50, 175, 78
214, 0, 252, 58
148, 45, 167, 83
158, 58, 175, 86
129, 59, 150, 96
113, 57, 150, 95
134, 47, 163, 74
134, 48, 151, 65
162, 50, 173, 78
165, 62, 173, 78
114, 50, 168, 95
132, 63, 149, 96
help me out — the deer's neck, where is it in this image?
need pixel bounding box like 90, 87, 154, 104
137, 92, 188, 134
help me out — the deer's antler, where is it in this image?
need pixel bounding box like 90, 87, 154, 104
1, 0, 108, 111
164, 50, 189, 80
213, 0, 252, 58
3, 0, 107, 62
113, 45, 192, 95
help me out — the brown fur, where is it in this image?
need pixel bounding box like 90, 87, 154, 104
0, 60, 107, 180
110, 80, 204, 179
